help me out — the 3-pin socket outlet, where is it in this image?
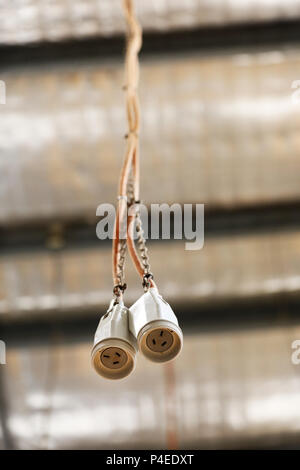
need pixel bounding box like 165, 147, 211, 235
129, 288, 183, 363
91, 300, 137, 380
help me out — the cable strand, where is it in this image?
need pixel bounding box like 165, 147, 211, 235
112, 0, 155, 299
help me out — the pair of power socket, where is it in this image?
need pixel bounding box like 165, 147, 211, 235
91, 287, 183, 379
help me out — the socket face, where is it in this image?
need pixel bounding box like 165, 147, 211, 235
138, 320, 183, 363
100, 347, 127, 370
146, 328, 174, 353
91, 338, 136, 380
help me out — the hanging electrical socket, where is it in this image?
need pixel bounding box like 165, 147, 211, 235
92, 1, 184, 379
129, 288, 183, 363
91, 300, 137, 379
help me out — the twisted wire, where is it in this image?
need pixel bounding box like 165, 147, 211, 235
112, 0, 155, 300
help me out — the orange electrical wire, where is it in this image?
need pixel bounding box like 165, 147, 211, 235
112, 135, 136, 286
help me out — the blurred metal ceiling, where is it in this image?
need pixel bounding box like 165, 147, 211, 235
1, 324, 300, 449
0, 48, 300, 225
0, 229, 300, 322
1, 0, 300, 452
0, 0, 300, 45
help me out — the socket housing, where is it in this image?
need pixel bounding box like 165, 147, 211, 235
91, 300, 137, 379
129, 288, 183, 363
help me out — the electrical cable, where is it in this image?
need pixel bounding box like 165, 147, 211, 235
112, 0, 155, 302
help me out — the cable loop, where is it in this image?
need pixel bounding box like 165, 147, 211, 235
142, 273, 154, 291
113, 283, 127, 302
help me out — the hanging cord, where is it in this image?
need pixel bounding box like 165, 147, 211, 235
127, 164, 155, 292
112, 0, 141, 301
112, 0, 155, 302
124, 0, 155, 290
112, 137, 135, 302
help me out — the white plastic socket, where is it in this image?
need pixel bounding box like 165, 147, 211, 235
129, 288, 183, 363
91, 300, 137, 379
